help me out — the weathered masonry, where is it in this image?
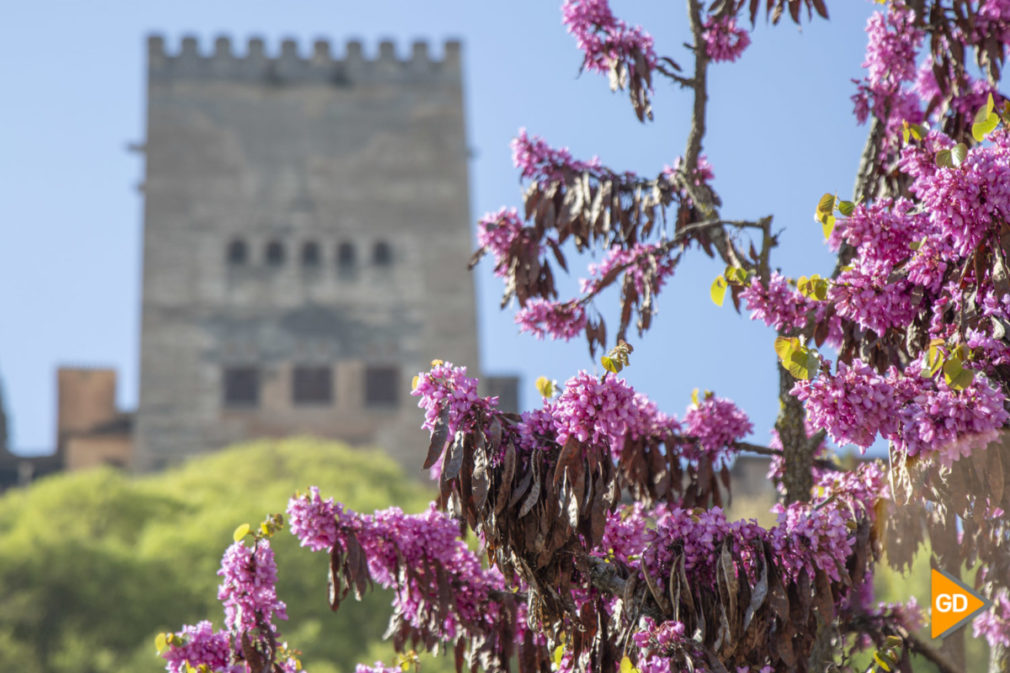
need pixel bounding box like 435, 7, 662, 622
135, 36, 516, 472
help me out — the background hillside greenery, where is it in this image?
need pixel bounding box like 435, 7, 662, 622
0, 439, 440, 673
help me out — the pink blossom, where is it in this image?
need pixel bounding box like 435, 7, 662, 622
514, 298, 587, 341
161, 621, 234, 673
217, 540, 287, 634
561, 0, 657, 76
702, 16, 750, 63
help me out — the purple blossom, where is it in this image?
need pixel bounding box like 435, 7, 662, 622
579, 243, 678, 297
740, 272, 813, 333
702, 16, 751, 63
287, 486, 341, 552
476, 207, 541, 279
355, 663, 402, 673
511, 128, 606, 184
514, 298, 587, 341
217, 540, 288, 634
411, 361, 495, 438
561, 0, 657, 76
551, 371, 676, 457
683, 395, 752, 463
161, 621, 234, 673
973, 590, 1010, 649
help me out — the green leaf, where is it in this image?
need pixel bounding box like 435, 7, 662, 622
775, 336, 818, 379
710, 275, 728, 307
816, 193, 834, 214
155, 632, 168, 654
926, 339, 945, 377
554, 646, 565, 667
951, 143, 968, 167
535, 376, 555, 399
601, 356, 619, 374
774, 336, 798, 363
620, 656, 637, 673
797, 274, 828, 301
972, 111, 1000, 143
837, 200, 855, 216
873, 651, 894, 672
942, 358, 975, 390
691, 387, 700, 407
725, 266, 750, 285
934, 149, 952, 168
232, 523, 251, 542
820, 213, 836, 239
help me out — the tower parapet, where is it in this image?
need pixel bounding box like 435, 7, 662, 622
147, 35, 462, 84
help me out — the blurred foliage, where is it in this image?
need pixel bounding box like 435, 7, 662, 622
0, 438, 458, 673
726, 471, 991, 672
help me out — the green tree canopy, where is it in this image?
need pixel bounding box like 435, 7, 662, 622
0, 438, 434, 673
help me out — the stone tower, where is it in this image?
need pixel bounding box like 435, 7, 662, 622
135, 35, 501, 472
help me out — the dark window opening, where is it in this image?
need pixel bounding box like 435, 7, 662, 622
265, 240, 285, 266
365, 366, 399, 407
227, 239, 248, 265
373, 241, 392, 265
301, 241, 321, 267
293, 366, 332, 405
337, 241, 356, 268
224, 367, 259, 407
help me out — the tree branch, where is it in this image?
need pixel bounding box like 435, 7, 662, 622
905, 631, 964, 673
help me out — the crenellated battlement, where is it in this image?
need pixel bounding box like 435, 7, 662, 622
148, 35, 462, 84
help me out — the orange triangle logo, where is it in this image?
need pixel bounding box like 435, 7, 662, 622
931, 568, 990, 639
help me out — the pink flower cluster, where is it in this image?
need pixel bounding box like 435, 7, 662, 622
476, 207, 540, 279
579, 243, 678, 297
794, 358, 1009, 459
906, 137, 1010, 258
831, 199, 926, 267
974, 0, 1010, 44
852, 3, 924, 133
769, 463, 885, 583
217, 540, 288, 634
514, 298, 588, 340
511, 128, 606, 184
551, 371, 676, 457
871, 597, 925, 633
560, 0, 657, 75
830, 257, 917, 336
682, 395, 752, 463
793, 359, 900, 449
702, 16, 751, 63
161, 621, 234, 673
287, 486, 341, 552
638, 506, 766, 585
286, 496, 510, 643
631, 616, 688, 673
355, 663, 401, 673
411, 361, 495, 437
973, 590, 1010, 649
740, 272, 814, 333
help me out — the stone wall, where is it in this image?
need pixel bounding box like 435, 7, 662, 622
134, 36, 495, 474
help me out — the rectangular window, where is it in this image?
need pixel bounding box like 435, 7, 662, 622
365, 366, 399, 407
293, 365, 333, 405
223, 367, 259, 407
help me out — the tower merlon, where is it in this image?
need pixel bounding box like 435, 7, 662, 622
146, 34, 463, 82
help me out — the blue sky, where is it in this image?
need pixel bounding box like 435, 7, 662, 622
0, 1, 878, 454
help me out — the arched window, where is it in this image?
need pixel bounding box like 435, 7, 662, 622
227, 239, 248, 265
337, 241, 356, 268
265, 240, 285, 266
301, 241, 321, 267
372, 241, 392, 265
